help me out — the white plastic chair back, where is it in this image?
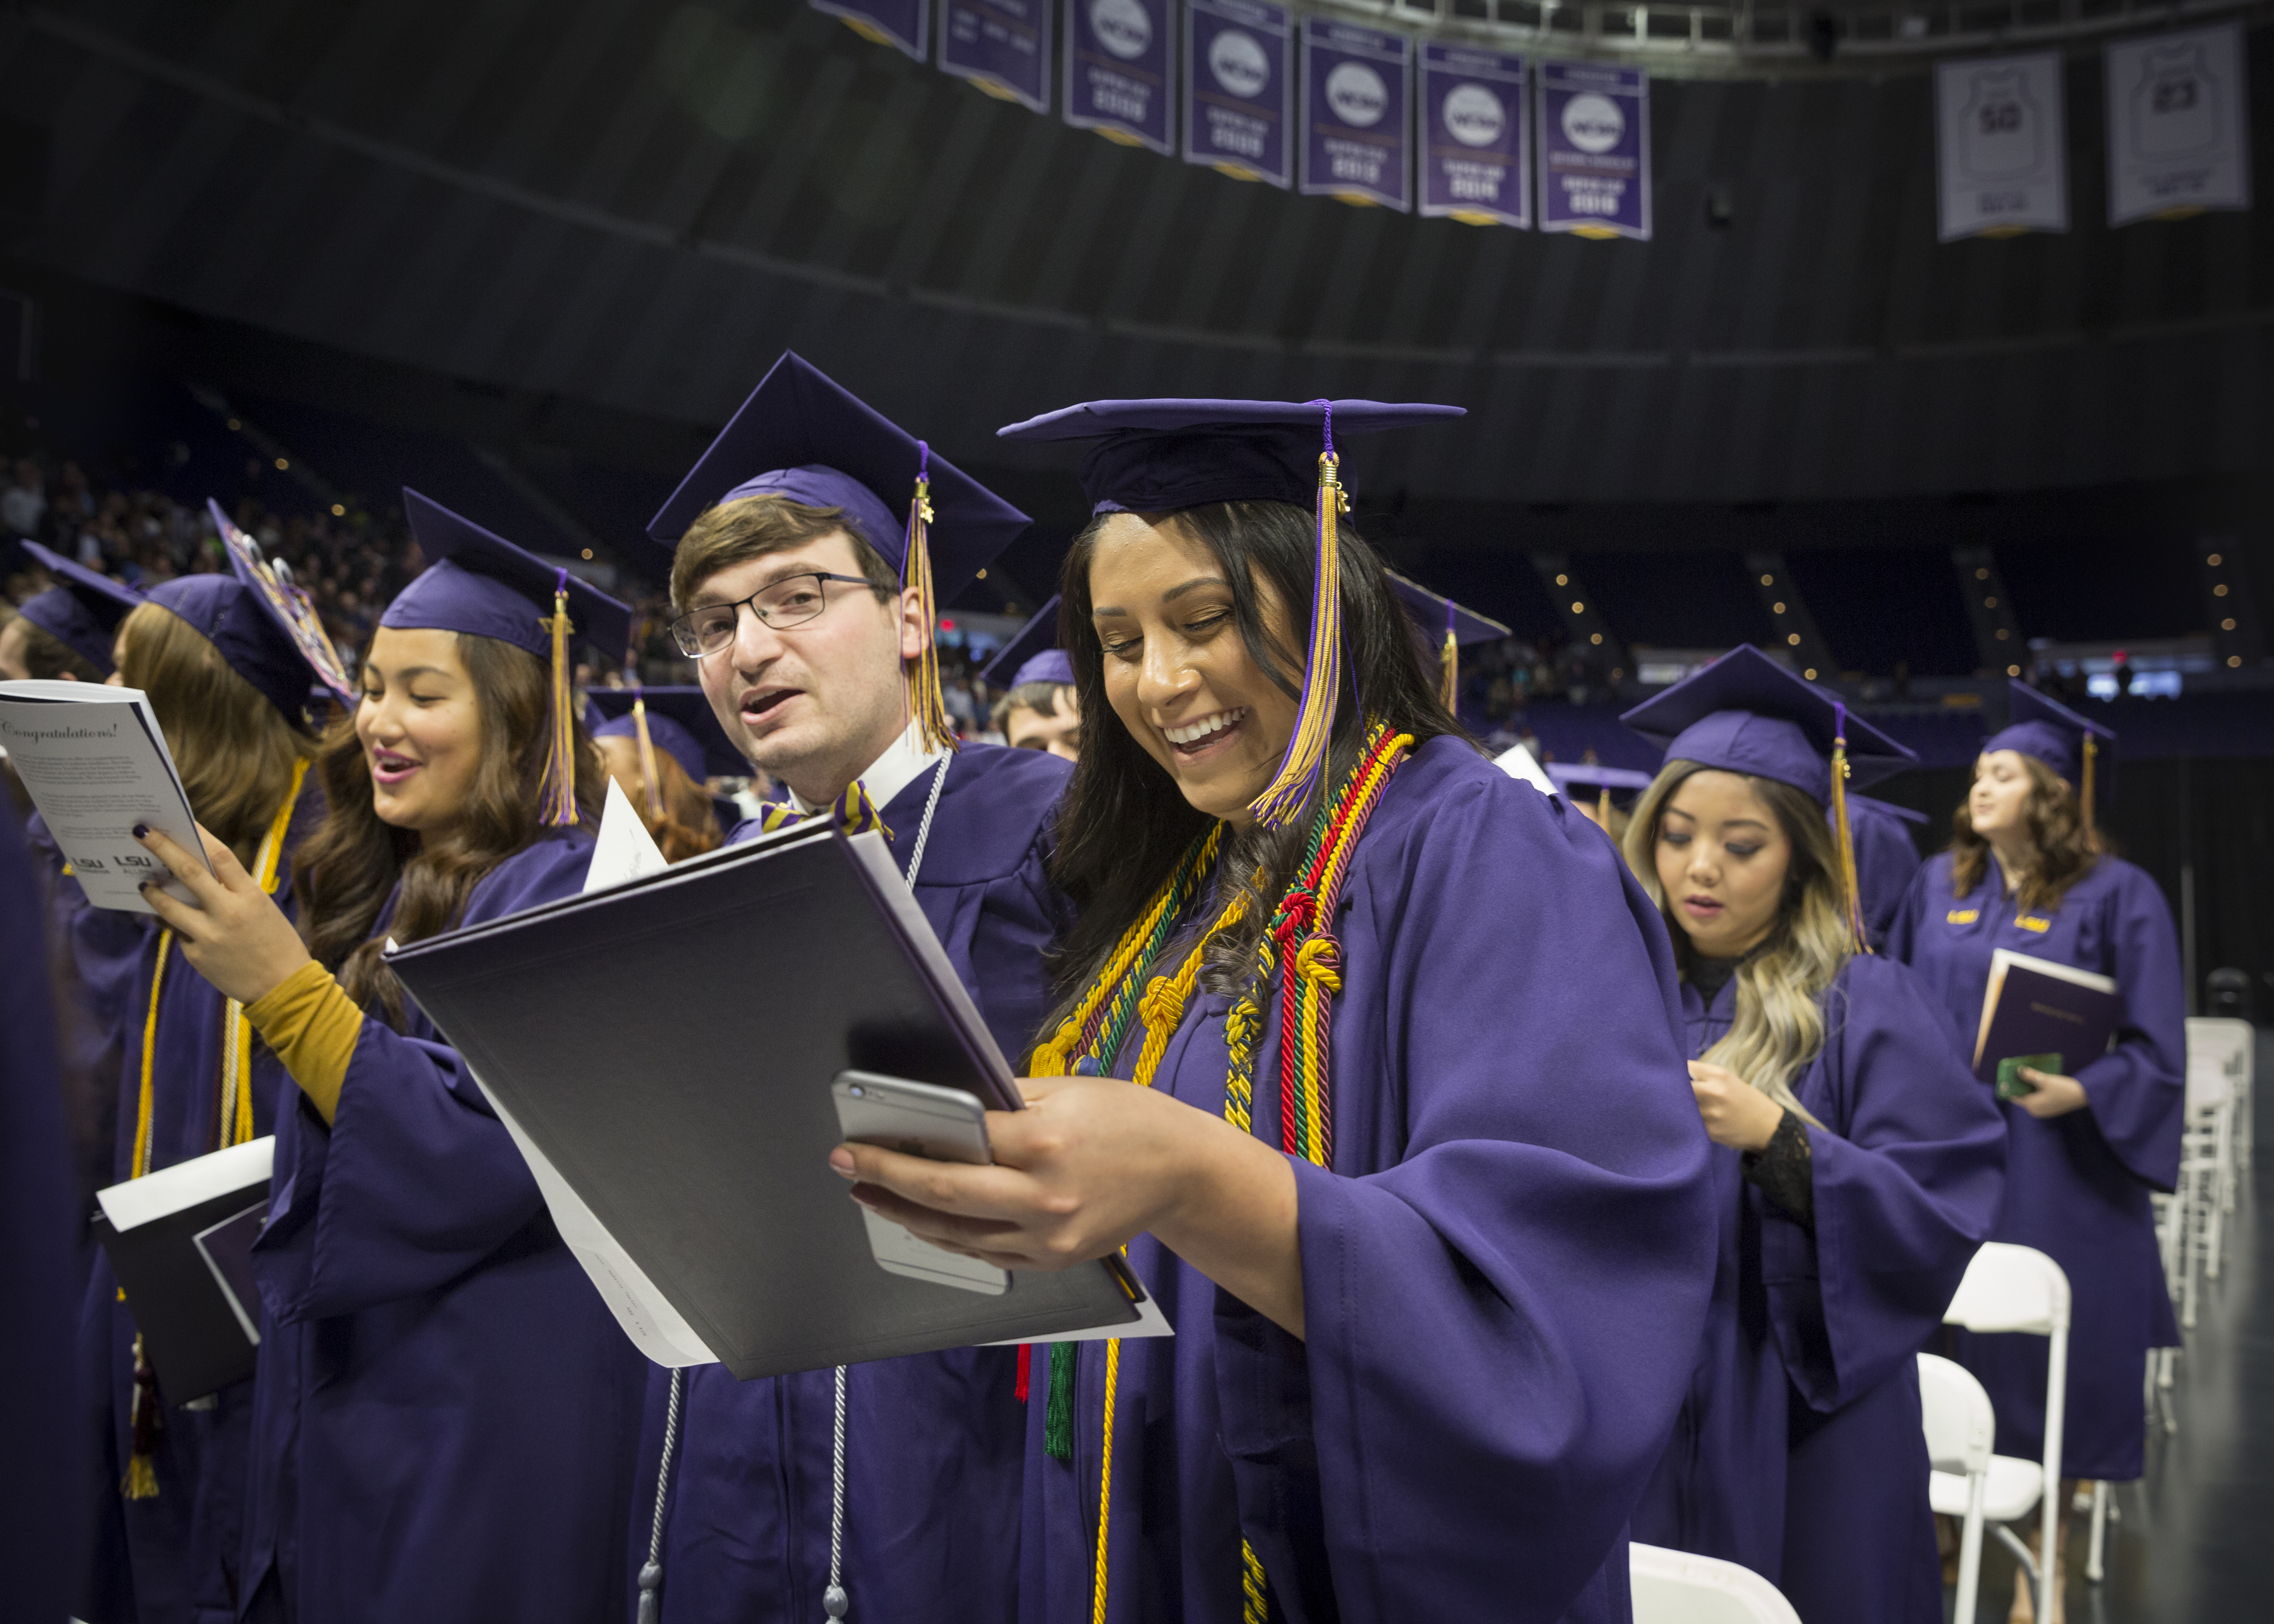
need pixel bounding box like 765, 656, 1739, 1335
2185, 1016, 2253, 1075
1943, 1242, 2071, 1337
1918, 1353, 1994, 1624
2185, 1056, 2233, 1113
1629, 1543, 1803, 1624
1918, 1352, 1994, 1476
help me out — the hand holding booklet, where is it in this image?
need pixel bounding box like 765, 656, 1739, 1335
0, 679, 211, 911
1972, 947, 2120, 1098
383, 786, 1167, 1380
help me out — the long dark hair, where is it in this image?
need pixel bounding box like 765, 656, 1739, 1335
1949, 752, 2099, 911
292, 633, 606, 1029
1044, 500, 1467, 1020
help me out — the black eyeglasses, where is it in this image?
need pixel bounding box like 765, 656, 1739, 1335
670, 572, 877, 658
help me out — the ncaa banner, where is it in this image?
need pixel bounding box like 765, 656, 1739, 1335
1935, 52, 2067, 239
809, 0, 928, 61
1419, 42, 1529, 228
1537, 62, 1650, 239
1300, 18, 1412, 212
2105, 25, 2251, 226
1064, 0, 1175, 153
1184, 0, 1292, 189
941, 0, 1052, 113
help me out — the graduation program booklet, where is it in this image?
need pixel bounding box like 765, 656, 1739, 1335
384, 798, 1163, 1380
1972, 948, 2120, 1094
92, 1138, 272, 1404
0, 679, 210, 911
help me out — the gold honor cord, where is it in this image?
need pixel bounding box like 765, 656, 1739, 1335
219, 758, 311, 1147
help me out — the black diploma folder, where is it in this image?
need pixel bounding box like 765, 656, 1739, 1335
383, 821, 1142, 1380
1971, 947, 2121, 1090
93, 1138, 273, 1405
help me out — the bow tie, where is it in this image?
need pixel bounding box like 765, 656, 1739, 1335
754, 779, 894, 841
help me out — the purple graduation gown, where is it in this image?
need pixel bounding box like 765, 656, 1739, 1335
1630, 954, 2007, 1623
1887, 851, 2185, 1481
241, 829, 651, 1623
1021, 737, 1718, 1624
1, 797, 82, 1624
73, 794, 324, 1624
1846, 797, 1926, 953
632, 743, 1073, 1623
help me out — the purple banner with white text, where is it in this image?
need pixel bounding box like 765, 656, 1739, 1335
1419, 42, 1528, 227
1064, 0, 1175, 153
1537, 60, 1651, 239
1182, 0, 1291, 189
810, 0, 929, 61
1300, 18, 1410, 210
941, 0, 1052, 113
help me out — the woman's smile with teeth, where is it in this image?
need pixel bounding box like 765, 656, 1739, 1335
1163, 707, 1246, 746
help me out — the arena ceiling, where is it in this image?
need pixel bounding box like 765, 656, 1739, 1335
3, 0, 2271, 507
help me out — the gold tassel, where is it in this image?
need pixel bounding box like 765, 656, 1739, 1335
903, 446, 958, 755
630, 692, 665, 824
1439, 620, 1459, 714
1828, 703, 1870, 956
2081, 733, 2097, 830
1248, 410, 1346, 830
124, 1333, 161, 1499
1598, 786, 1613, 826
538, 571, 579, 826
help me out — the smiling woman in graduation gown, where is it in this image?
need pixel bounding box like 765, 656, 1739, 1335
130, 494, 647, 1624
70, 529, 344, 1624
1887, 685, 2183, 1496
1615, 648, 2006, 1624
623, 354, 1066, 1624
839, 399, 1720, 1624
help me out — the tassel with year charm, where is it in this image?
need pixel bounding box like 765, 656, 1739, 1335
537, 568, 581, 826
903, 444, 959, 755
1246, 402, 1347, 831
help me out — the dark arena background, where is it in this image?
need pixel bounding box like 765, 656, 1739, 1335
1, 4, 2269, 1619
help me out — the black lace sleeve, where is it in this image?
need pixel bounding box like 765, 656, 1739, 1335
1741, 1110, 1815, 1233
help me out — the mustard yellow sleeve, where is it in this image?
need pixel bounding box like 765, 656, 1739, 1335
245, 960, 364, 1125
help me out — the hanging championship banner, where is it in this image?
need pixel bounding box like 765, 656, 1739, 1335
1935, 52, 2068, 239
1537, 61, 1651, 239
1299, 18, 1411, 211
1183, 0, 1292, 189
1064, 0, 1175, 153
1419, 42, 1529, 228
2105, 25, 2251, 226
941, 0, 1052, 113
809, 0, 928, 61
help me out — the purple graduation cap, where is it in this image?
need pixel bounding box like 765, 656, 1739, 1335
1984, 680, 2117, 825
11, 541, 143, 675
383, 489, 633, 826
1620, 644, 1915, 949
647, 352, 1033, 755
143, 509, 362, 726
1384, 569, 1510, 713
1548, 761, 1656, 825
996, 397, 1464, 828
206, 502, 358, 707
977, 596, 1074, 690
587, 686, 752, 786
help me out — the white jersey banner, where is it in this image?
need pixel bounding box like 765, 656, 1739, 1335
1936, 52, 2068, 240
2105, 24, 2252, 226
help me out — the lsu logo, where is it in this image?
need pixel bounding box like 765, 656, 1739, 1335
2018, 915, 2052, 933
1947, 909, 1978, 925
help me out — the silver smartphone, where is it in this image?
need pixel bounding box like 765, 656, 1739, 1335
830, 1071, 1007, 1296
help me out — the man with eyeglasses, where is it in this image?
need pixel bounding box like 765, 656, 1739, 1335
629, 354, 1070, 1624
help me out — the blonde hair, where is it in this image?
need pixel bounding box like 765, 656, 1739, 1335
115, 601, 317, 867
1623, 761, 1854, 1128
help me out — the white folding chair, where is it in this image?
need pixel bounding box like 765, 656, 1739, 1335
1918, 1353, 1994, 1624
2179, 1057, 2232, 1321
2186, 1016, 2253, 1193
1628, 1543, 1803, 1624
1944, 1242, 2070, 1621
